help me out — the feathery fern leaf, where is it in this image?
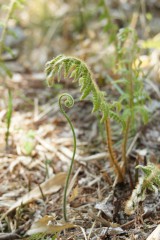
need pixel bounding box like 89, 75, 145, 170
45, 55, 124, 127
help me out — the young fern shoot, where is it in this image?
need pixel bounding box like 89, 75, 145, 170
45, 55, 124, 182
116, 28, 148, 173
125, 164, 160, 215
45, 28, 148, 185
58, 93, 77, 222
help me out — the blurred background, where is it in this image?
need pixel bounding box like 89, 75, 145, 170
1, 0, 160, 73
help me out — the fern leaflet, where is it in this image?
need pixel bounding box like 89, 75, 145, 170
45, 55, 125, 127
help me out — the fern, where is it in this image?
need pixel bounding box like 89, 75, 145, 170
45, 55, 125, 127
125, 163, 160, 215
138, 164, 160, 191
45, 28, 148, 183
115, 28, 149, 172
117, 28, 148, 123
46, 54, 125, 182
45, 54, 127, 182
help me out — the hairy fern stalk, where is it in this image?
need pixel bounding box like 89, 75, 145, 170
45, 54, 124, 181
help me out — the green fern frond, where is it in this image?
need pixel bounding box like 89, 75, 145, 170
92, 89, 101, 112
119, 93, 130, 103
122, 108, 132, 121
117, 27, 138, 62
133, 105, 149, 124
45, 55, 124, 126
110, 110, 125, 128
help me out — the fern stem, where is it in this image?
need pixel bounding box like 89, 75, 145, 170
121, 61, 133, 174
105, 118, 123, 182
59, 93, 77, 222
121, 116, 131, 174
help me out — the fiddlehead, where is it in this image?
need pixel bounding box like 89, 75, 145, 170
45, 55, 125, 127
46, 55, 124, 182
58, 93, 77, 222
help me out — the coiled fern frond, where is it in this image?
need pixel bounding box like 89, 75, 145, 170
45, 55, 125, 127
58, 93, 77, 222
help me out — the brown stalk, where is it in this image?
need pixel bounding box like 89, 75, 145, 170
105, 118, 123, 182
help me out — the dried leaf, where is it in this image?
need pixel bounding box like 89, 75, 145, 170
27, 215, 75, 235
1, 172, 66, 219
68, 185, 79, 202
147, 225, 160, 240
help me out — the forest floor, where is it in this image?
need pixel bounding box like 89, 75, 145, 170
0, 60, 160, 240
0, 1, 160, 239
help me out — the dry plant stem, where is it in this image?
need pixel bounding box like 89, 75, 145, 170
105, 118, 123, 182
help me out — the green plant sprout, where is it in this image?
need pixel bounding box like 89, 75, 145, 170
59, 93, 77, 221
116, 28, 148, 173
125, 163, 160, 215
45, 28, 149, 220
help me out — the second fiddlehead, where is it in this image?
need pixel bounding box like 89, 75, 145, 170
58, 93, 77, 222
